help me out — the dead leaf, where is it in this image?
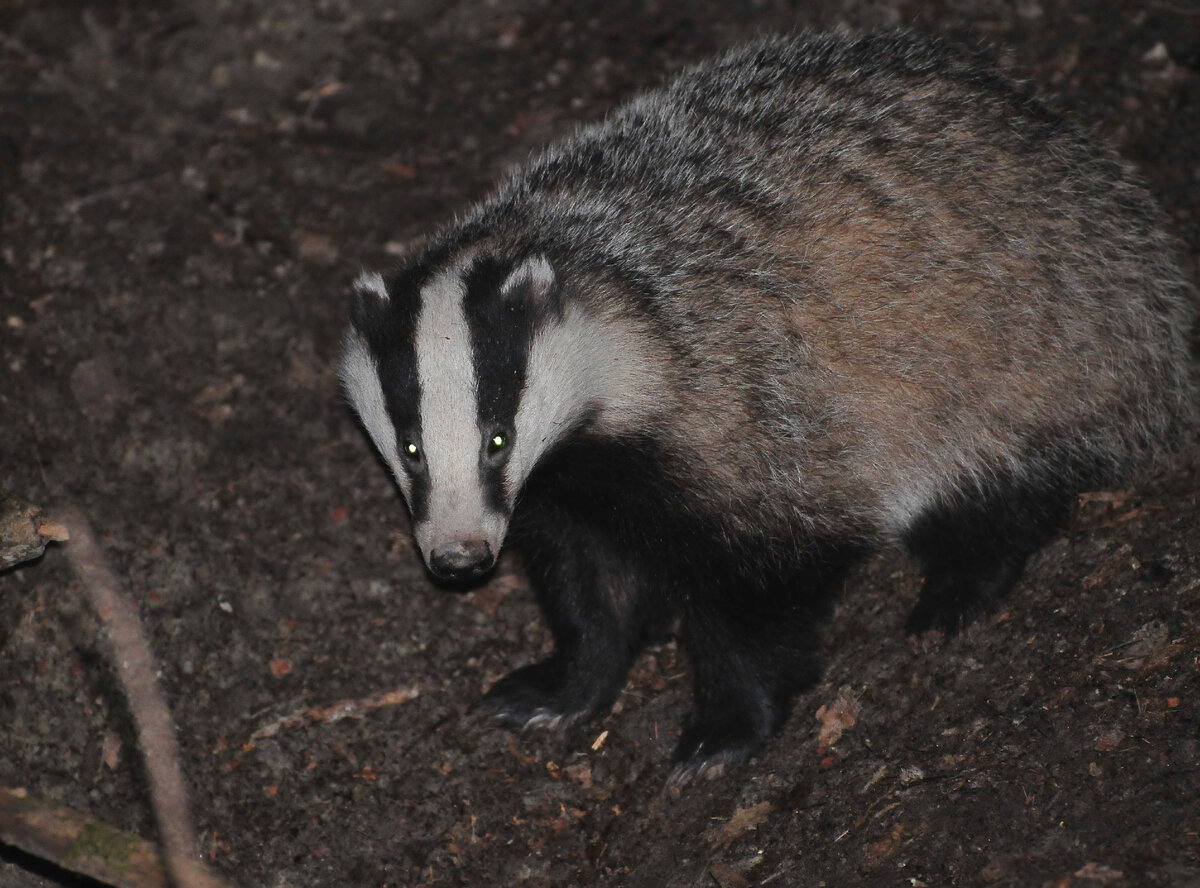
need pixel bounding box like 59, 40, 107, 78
192, 375, 245, 406
380, 161, 417, 180
191, 375, 245, 425
816, 688, 861, 746
565, 762, 593, 789
981, 856, 1010, 882
707, 801, 774, 851
863, 824, 908, 869
295, 231, 338, 265
1074, 862, 1124, 883
708, 861, 749, 888
269, 658, 292, 678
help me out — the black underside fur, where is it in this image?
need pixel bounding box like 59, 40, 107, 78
476, 433, 1081, 780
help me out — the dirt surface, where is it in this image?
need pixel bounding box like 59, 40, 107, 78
2, 1, 1199, 886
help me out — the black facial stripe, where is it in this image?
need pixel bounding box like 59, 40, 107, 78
405, 464, 430, 523
463, 255, 540, 513
463, 256, 537, 424
380, 336, 429, 522
478, 459, 507, 515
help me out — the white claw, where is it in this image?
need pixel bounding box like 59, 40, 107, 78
522, 710, 565, 731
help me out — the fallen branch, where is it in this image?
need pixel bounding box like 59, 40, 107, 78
0, 784, 172, 888
64, 513, 234, 888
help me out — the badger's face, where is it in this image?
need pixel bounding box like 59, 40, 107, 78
340, 253, 573, 582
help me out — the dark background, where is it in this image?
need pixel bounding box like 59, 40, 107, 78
1, 1, 1198, 886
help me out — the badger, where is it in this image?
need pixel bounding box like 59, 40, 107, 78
339, 31, 1196, 781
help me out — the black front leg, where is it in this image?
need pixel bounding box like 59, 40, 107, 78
476, 505, 653, 730
671, 542, 861, 783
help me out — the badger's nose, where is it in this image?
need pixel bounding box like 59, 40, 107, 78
428, 539, 495, 582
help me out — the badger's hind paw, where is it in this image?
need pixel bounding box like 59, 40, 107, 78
904, 556, 1025, 638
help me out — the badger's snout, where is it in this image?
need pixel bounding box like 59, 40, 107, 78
428, 539, 495, 582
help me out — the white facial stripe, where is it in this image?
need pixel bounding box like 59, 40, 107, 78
340, 329, 412, 501
413, 268, 505, 555
509, 315, 584, 495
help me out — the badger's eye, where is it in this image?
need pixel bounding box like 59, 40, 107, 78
487, 432, 507, 455
402, 440, 421, 462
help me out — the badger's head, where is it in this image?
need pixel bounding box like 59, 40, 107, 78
340, 252, 581, 582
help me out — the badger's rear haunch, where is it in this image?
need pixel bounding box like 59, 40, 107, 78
339, 31, 1196, 781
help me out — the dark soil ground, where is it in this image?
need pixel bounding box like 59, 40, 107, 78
2, 1, 1199, 886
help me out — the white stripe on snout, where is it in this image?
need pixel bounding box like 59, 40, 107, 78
340, 329, 412, 502
413, 268, 505, 559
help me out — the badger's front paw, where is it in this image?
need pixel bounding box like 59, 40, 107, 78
474, 658, 596, 731
668, 713, 768, 786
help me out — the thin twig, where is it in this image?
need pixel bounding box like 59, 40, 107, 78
250, 684, 421, 742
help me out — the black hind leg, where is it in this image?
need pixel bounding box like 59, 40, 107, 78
671, 543, 862, 783
903, 475, 1077, 636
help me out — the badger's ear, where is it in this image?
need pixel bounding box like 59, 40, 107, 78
500, 254, 560, 316
347, 271, 390, 330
